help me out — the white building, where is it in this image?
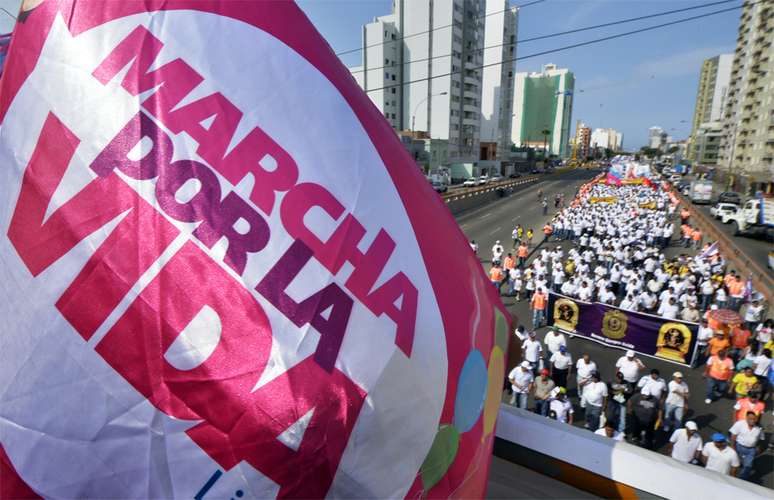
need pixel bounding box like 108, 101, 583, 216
349, 0, 488, 163
648, 126, 665, 149
480, 0, 518, 160
590, 128, 623, 151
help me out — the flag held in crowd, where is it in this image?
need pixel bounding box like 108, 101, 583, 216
0, 1, 507, 498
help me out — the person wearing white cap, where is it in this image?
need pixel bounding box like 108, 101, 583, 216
627, 385, 661, 449
667, 421, 703, 464
492, 240, 504, 266
664, 371, 690, 432
616, 350, 646, 384
508, 361, 534, 409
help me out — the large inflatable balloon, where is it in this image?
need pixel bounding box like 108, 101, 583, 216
0, 1, 509, 498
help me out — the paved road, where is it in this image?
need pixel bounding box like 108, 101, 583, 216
694, 201, 773, 278
486, 456, 598, 499
456, 170, 774, 489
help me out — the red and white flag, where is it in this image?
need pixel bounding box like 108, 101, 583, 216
0, 1, 508, 498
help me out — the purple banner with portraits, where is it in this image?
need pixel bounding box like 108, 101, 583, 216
547, 292, 699, 366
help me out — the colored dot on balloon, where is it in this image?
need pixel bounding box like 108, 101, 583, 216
453, 350, 488, 433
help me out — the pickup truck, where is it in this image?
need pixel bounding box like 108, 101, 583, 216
727, 196, 774, 240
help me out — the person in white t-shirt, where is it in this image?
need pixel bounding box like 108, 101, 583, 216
544, 327, 566, 357
663, 371, 690, 432
582, 371, 608, 430
667, 421, 702, 464
729, 412, 765, 480
521, 331, 543, 375
753, 349, 771, 379
548, 387, 574, 424
637, 369, 667, 401
595, 422, 623, 441
702, 434, 740, 476
550, 345, 573, 389
508, 361, 534, 409
575, 353, 597, 397
694, 319, 714, 367
743, 300, 764, 332
616, 350, 645, 383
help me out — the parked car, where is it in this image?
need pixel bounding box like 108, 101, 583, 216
462, 178, 477, 187
717, 191, 742, 205
489, 176, 503, 183
530, 168, 541, 174
508, 172, 522, 179
478, 175, 489, 185
430, 180, 448, 193
710, 202, 739, 219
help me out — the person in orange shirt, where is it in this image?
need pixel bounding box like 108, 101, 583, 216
708, 332, 731, 356
680, 208, 690, 223
691, 228, 702, 249
531, 287, 548, 329
723, 271, 737, 289
704, 349, 734, 404
729, 325, 752, 362
732, 392, 765, 423
503, 253, 516, 271
728, 277, 745, 311
542, 223, 552, 243
489, 264, 504, 292
680, 224, 692, 248
517, 243, 529, 268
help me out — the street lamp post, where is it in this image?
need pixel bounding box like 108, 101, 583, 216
411, 91, 448, 134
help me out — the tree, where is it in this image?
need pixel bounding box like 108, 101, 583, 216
639, 147, 662, 159
668, 146, 679, 154
541, 128, 551, 155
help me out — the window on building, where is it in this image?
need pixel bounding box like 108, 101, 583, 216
391, 113, 396, 119
385, 112, 389, 118
391, 34, 396, 40
385, 72, 390, 79
391, 88, 396, 94
385, 58, 389, 65
391, 74, 396, 81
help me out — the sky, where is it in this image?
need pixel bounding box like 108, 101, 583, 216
0, 0, 741, 149
298, 0, 742, 149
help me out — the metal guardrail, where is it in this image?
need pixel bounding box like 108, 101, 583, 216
677, 190, 774, 305
441, 176, 540, 203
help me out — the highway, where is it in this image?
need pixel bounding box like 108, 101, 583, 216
454, 170, 774, 491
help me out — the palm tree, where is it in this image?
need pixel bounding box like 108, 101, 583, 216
540, 128, 551, 157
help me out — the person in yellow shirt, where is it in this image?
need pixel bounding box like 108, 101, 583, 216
729, 366, 759, 399
564, 259, 575, 275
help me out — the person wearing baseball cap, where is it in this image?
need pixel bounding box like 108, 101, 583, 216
508, 361, 534, 409
701, 433, 740, 476
664, 371, 690, 432
667, 420, 702, 464
616, 349, 645, 384
533, 369, 556, 417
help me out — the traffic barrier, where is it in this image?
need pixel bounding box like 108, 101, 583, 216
441, 176, 540, 203
495, 405, 773, 499
676, 191, 774, 306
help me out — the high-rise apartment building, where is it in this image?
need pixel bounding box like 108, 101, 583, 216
687, 54, 732, 161
590, 128, 623, 152
648, 126, 665, 150
718, 0, 774, 192
480, 0, 518, 160
350, 0, 498, 163
574, 122, 591, 159
511, 64, 574, 156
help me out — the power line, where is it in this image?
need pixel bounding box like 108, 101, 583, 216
349, 0, 739, 75
364, 3, 746, 94
335, 0, 545, 57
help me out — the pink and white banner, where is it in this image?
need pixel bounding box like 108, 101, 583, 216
0, 1, 509, 498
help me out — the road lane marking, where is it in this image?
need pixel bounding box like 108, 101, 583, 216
481, 212, 492, 218
488, 226, 501, 235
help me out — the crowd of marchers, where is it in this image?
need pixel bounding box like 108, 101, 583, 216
490, 179, 771, 482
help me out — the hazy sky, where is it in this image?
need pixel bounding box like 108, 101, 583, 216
0, 0, 741, 149
299, 0, 741, 149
